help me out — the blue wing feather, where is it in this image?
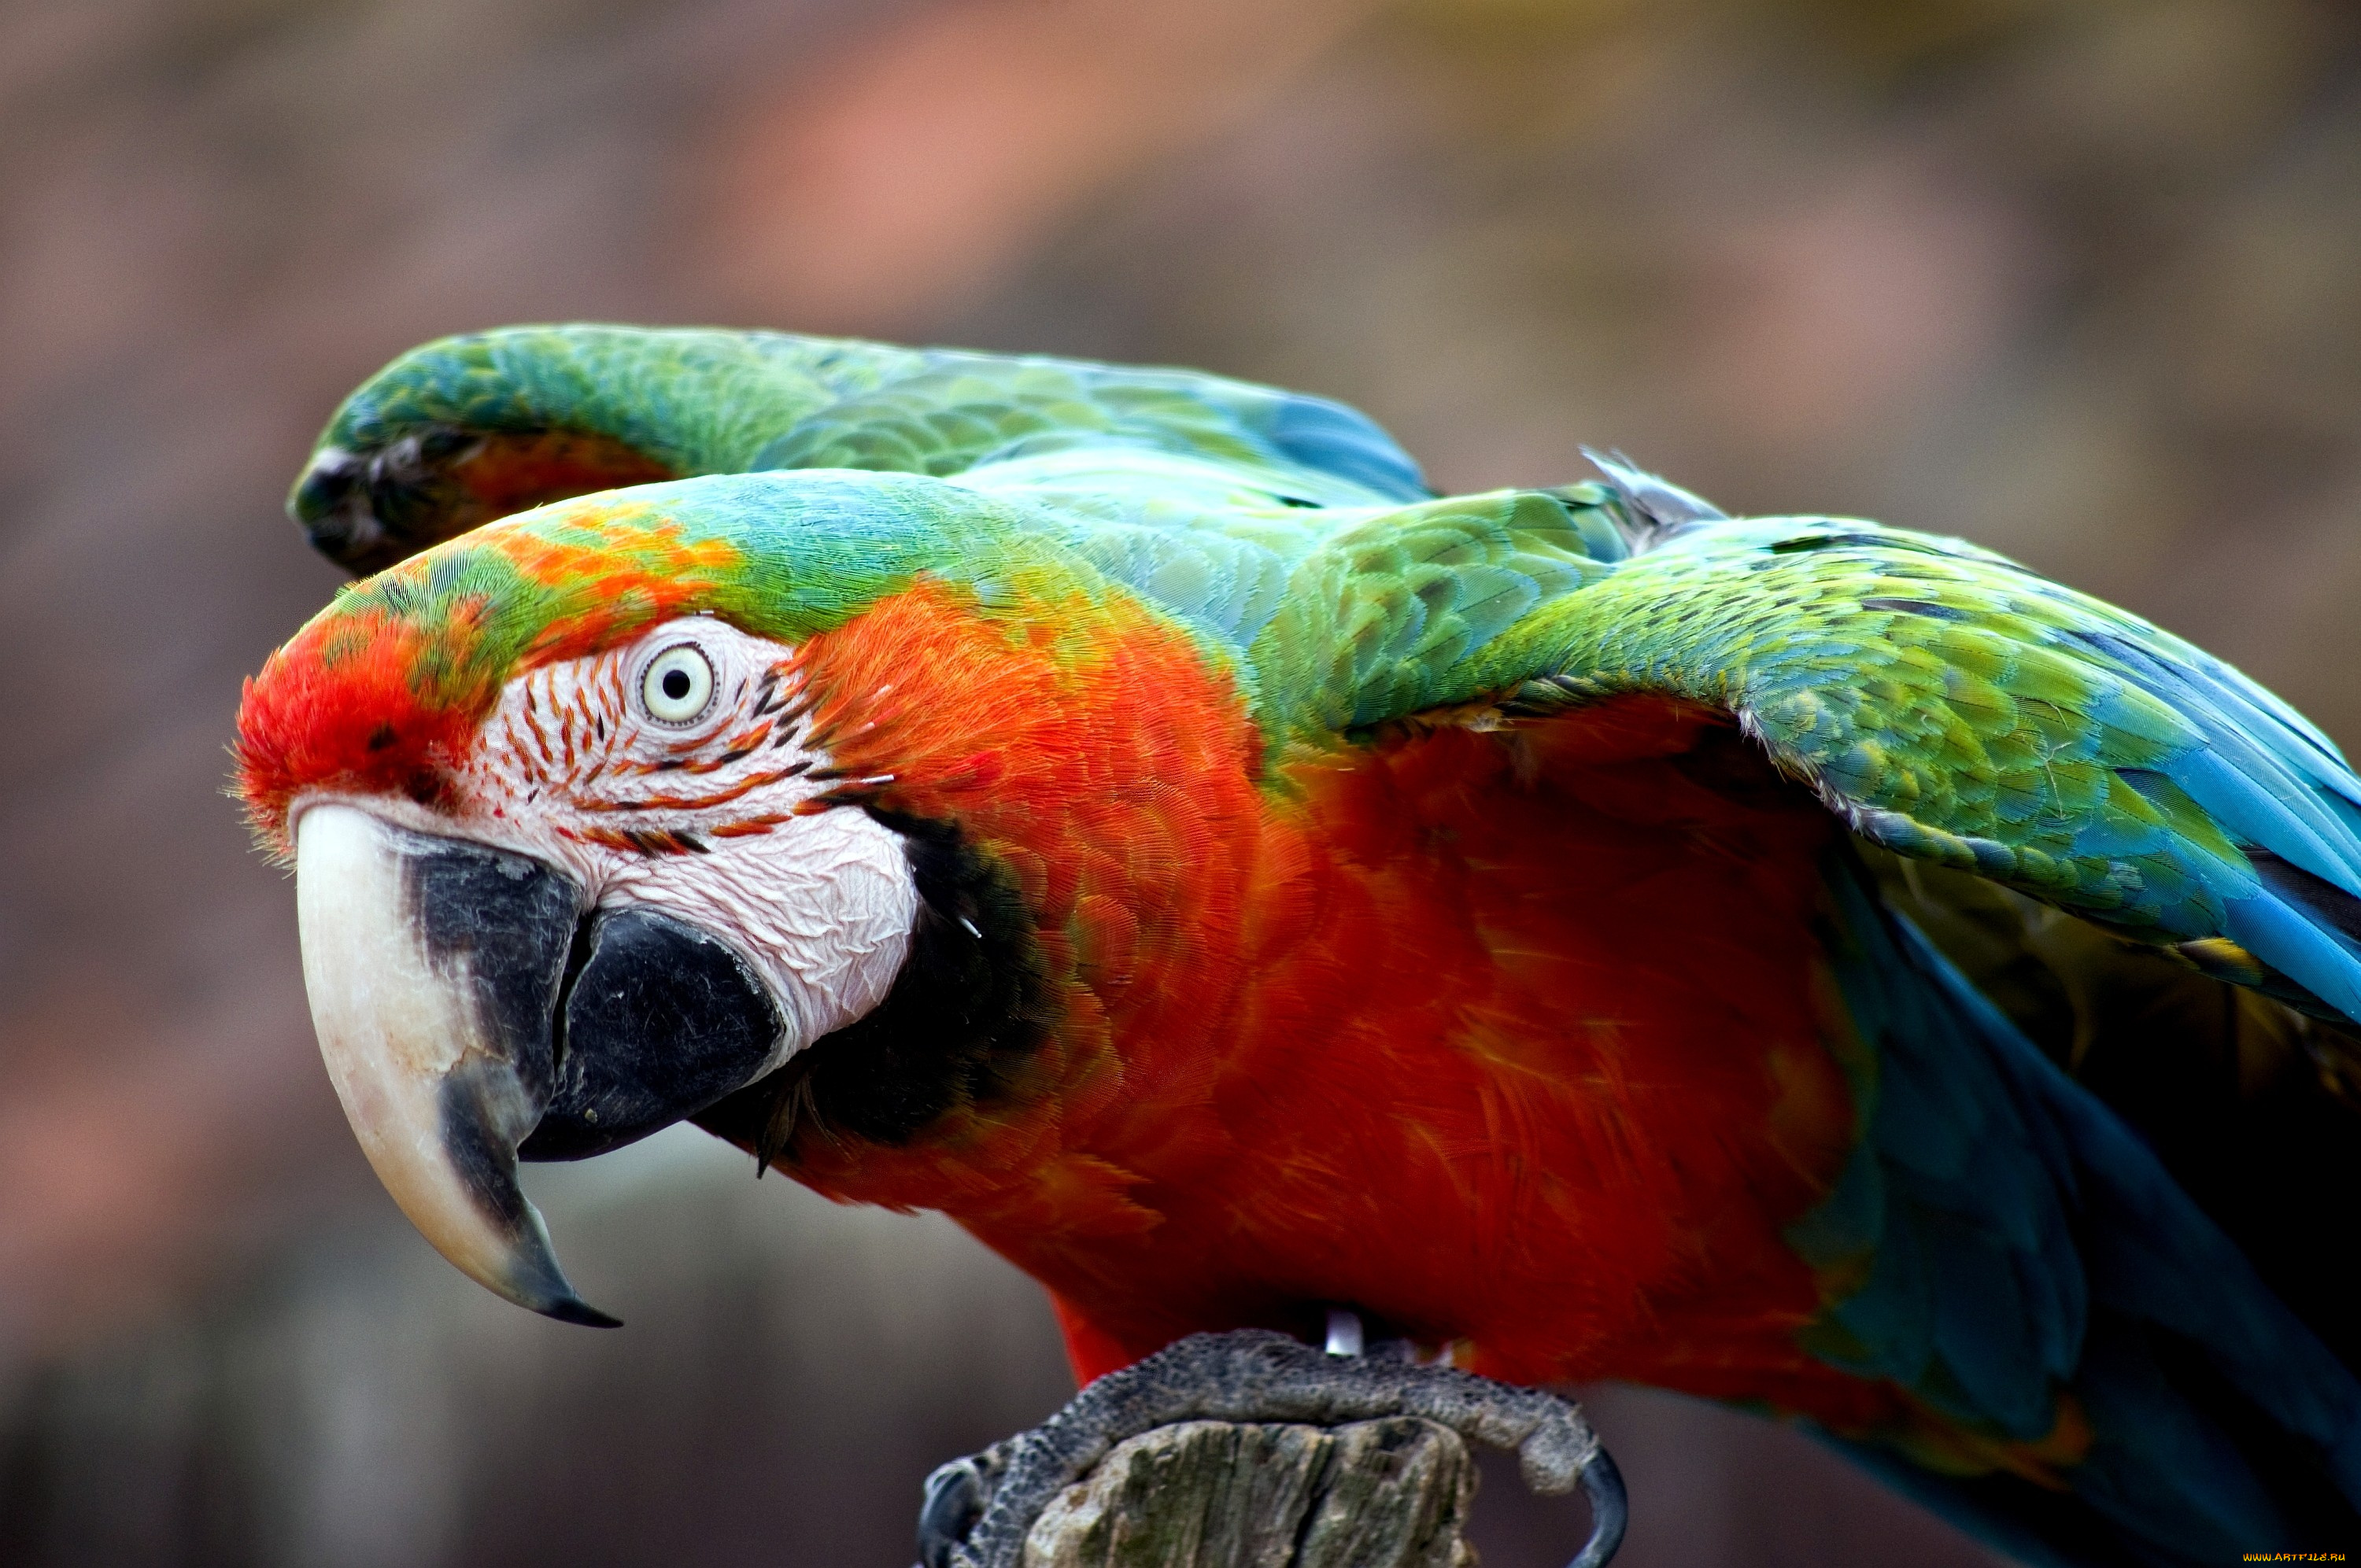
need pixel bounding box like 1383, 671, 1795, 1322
1804, 855, 2361, 1561
1265, 390, 1432, 501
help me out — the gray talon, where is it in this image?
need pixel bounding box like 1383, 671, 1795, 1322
918, 1327, 1624, 1568
918, 1446, 1009, 1568
1572, 1447, 1628, 1568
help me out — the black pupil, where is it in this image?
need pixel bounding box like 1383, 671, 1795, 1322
662, 668, 693, 701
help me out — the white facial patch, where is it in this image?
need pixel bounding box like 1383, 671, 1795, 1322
446, 616, 919, 1075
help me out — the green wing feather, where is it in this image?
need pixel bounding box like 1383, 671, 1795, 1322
1249, 481, 2361, 1024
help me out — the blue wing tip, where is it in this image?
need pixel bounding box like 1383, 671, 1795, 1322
1267, 393, 1431, 501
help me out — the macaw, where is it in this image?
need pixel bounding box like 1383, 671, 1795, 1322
236, 325, 2361, 1566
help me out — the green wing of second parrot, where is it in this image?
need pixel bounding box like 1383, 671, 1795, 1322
292, 324, 1428, 574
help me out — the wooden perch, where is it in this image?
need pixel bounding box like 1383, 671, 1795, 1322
918, 1330, 1624, 1568
1024, 1417, 1478, 1568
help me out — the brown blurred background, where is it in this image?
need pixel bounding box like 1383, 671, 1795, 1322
3, 0, 2358, 1562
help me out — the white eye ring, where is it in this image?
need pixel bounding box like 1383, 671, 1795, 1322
639, 643, 716, 725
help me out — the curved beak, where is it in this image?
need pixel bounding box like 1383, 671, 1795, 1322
294, 804, 782, 1327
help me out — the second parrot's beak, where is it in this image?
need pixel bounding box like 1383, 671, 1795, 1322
294, 803, 782, 1326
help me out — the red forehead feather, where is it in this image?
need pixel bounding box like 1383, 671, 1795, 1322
234, 607, 477, 851
233, 500, 748, 852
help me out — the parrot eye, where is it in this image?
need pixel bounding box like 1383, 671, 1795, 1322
639, 644, 716, 725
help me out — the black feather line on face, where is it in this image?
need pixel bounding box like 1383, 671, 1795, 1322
696, 810, 1052, 1160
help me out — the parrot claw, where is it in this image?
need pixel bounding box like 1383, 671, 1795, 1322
916, 1327, 1625, 1568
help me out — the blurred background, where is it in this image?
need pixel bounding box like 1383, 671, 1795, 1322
3, 0, 2359, 1562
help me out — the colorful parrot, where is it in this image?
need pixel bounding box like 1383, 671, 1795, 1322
235, 325, 2361, 1566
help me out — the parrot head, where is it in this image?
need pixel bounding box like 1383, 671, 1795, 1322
236, 470, 1240, 1323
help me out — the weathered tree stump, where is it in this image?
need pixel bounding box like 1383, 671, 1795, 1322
918, 1330, 1624, 1568
1023, 1418, 1479, 1568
